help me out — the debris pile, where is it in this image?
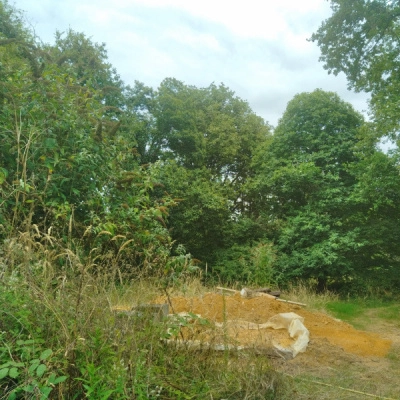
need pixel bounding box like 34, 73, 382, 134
155, 291, 392, 358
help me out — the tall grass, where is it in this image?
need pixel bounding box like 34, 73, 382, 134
284, 281, 339, 312
0, 227, 288, 399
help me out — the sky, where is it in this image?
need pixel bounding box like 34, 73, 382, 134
14, 0, 370, 127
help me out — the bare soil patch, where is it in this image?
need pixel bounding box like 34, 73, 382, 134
155, 291, 400, 399
157, 292, 392, 357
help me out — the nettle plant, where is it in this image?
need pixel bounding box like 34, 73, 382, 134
0, 337, 67, 399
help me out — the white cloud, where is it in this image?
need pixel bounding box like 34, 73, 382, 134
124, 0, 331, 39
14, 0, 368, 125
165, 27, 225, 53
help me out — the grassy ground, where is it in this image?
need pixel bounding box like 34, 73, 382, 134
0, 276, 288, 399
1, 232, 398, 400
274, 288, 400, 400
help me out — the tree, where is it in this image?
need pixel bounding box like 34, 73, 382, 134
311, 0, 400, 139
146, 79, 271, 266
152, 161, 231, 265
0, 1, 181, 279
346, 148, 400, 289
253, 90, 365, 288
0, 24, 113, 235
153, 78, 271, 212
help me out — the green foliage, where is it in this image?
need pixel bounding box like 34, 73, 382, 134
214, 241, 276, 286
344, 146, 400, 290
311, 0, 400, 140
154, 78, 270, 175
75, 361, 125, 399
0, 339, 67, 399
145, 80, 271, 266
152, 161, 232, 265
0, 286, 67, 398
253, 90, 365, 287
0, 1, 184, 281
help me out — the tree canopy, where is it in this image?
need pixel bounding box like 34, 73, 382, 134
252, 90, 367, 287
1, 0, 400, 293
311, 0, 400, 140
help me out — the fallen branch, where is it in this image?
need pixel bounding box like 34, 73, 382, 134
216, 286, 306, 307
276, 298, 307, 307
216, 286, 238, 294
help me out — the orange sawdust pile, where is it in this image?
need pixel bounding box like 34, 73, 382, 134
156, 292, 392, 358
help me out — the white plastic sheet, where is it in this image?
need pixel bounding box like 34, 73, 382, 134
261, 312, 310, 357
167, 311, 310, 359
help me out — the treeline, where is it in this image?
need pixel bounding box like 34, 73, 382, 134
1, 0, 400, 292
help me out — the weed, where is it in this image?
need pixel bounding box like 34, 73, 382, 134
0, 335, 67, 399
0, 227, 290, 399
284, 281, 339, 312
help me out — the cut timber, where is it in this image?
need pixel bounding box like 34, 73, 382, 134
241, 287, 277, 300
216, 286, 306, 307
216, 286, 238, 294
276, 299, 307, 307
253, 287, 281, 297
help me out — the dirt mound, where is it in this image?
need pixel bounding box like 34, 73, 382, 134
156, 292, 392, 358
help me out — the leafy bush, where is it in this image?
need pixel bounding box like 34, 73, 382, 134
213, 241, 277, 287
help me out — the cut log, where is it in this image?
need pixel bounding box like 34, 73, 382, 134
269, 291, 281, 297
276, 299, 307, 307
216, 286, 306, 307
253, 287, 272, 293
216, 286, 239, 294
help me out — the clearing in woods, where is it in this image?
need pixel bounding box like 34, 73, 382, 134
154, 291, 400, 399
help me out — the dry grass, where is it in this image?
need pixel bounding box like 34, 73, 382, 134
283, 282, 339, 312
2, 227, 398, 399
0, 229, 286, 399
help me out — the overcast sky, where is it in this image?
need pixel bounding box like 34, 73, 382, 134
14, 0, 370, 126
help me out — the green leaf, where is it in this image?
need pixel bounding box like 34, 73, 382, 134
8, 391, 17, 400
23, 384, 35, 393
40, 386, 52, 399
47, 372, 56, 384
28, 362, 39, 374
36, 364, 47, 377
40, 349, 53, 360
0, 167, 8, 184
17, 339, 36, 346
0, 368, 9, 379
53, 375, 68, 384
44, 138, 57, 149
9, 367, 19, 378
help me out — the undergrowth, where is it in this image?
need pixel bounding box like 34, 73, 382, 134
0, 228, 288, 399
283, 282, 339, 312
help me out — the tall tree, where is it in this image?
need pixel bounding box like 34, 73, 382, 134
253, 90, 365, 288
0, 1, 178, 277
153, 78, 271, 211
311, 0, 400, 140
147, 79, 271, 264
